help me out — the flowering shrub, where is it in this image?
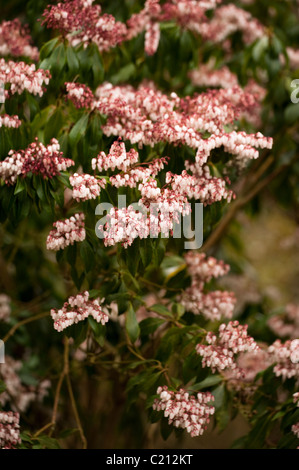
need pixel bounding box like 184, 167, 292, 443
0, 0, 299, 449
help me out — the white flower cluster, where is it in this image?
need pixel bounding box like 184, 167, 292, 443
46, 213, 86, 251
189, 62, 239, 89
268, 339, 299, 381
70, 173, 106, 201
180, 252, 235, 321
0, 114, 21, 129
51, 291, 109, 332
0, 138, 74, 185
0, 411, 21, 449
0, 19, 39, 61
268, 304, 299, 340
153, 386, 215, 437
195, 131, 273, 168
184, 252, 230, 284
0, 294, 11, 322
110, 157, 168, 188
0, 150, 23, 184
100, 206, 150, 248
293, 392, 299, 407
199, 4, 265, 44
92, 139, 139, 173
167, 168, 234, 205
101, 182, 191, 248
0, 58, 50, 97
196, 321, 260, 378
182, 289, 236, 322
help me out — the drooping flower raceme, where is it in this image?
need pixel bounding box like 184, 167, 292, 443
180, 252, 236, 321
153, 386, 215, 437
46, 213, 86, 251
51, 291, 109, 332
0, 138, 74, 185
0, 19, 39, 61
268, 339, 299, 381
0, 114, 21, 129
92, 139, 139, 173
70, 173, 106, 202
41, 0, 127, 52
268, 303, 299, 340
196, 321, 260, 378
0, 59, 50, 97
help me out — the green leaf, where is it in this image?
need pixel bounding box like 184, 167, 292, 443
160, 417, 173, 441
69, 113, 89, 148
284, 103, 299, 124
149, 304, 172, 317
139, 317, 165, 336
88, 317, 106, 346
80, 240, 95, 272
191, 375, 223, 391
111, 63, 136, 84
66, 47, 80, 76
252, 37, 269, 62
125, 302, 140, 343
49, 43, 66, 75
39, 37, 60, 60
14, 178, 26, 195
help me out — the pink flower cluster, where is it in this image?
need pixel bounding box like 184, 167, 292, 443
268, 304, 299, 339
196, 321, 260, 378
199, 4, 265, 44
91, 82, 268, 151
0, 59, 50, 97
51, 291, 109, 332
268, 339, 299, 381
70, 173, 106, 201
65, 82, 95, 109
180, 252, 236, 321
194, 130, 272, 169
42, 0, 127, 52
0, 412, 21, 449
0, 294, 11, 322
293, 392, 299, 407
110, 157, 169, 189
42, 0, 264, 57
0, 138, 74, 185
91, 140, 191, 248
0, 114, 21, 129
100, 185, 190, 248
0, 19, 39, 61
189, 62, 239, 89
65, 82, 272, 180
184, 252, 230, 283
153, 385, 215, 437
46, 213, 86, 251
166, 168, 234, 205
92, 139, 139, 173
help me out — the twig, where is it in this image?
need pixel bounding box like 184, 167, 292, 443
2, 311, 50, 343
